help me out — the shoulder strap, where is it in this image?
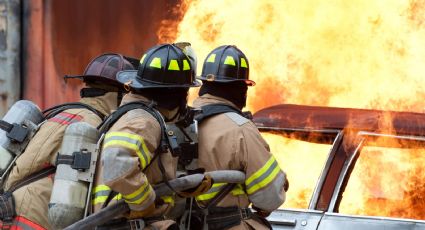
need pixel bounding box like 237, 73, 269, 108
195, 104, 246, 124
97, 101, 165, 136
43, 102, 105, 120
6, 166, 56, 193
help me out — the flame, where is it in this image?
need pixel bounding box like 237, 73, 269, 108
157, 0, 425, 219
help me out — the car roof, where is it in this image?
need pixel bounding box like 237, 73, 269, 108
253, 104, 425, 136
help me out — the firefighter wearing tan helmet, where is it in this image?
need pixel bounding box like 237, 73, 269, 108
91, 43, 202, 230
189, 45, 289, 230
0, 53, 135, 229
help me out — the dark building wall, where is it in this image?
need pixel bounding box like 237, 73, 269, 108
23, 0, 180, 109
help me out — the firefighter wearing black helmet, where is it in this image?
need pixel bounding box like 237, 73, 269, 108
92, 44, 202, 230
191, 45, 289, 230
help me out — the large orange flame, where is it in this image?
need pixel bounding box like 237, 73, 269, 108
157, 0, 425, 219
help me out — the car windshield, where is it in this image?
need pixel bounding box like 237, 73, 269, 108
338, 134, 425, 220
261, 131, 332, 209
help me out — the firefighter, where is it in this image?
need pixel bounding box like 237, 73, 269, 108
0, 53, 135, 229
93, 44, 201, 230
191, 45, 289, 230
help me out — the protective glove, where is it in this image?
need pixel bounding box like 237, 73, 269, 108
127, 202, 156, 219
284, 177, 289, 192
178, 175, 213, 197
252, 205, 271, 218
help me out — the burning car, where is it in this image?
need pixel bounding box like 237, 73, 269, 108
253, 104, 425, 230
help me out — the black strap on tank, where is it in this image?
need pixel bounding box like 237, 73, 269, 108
5, 166, 56, 193
195, 104, 251, 124
42, 102, 105, 120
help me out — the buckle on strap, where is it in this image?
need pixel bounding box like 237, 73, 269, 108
128, 219, 145, 230
239, 208, 252, 220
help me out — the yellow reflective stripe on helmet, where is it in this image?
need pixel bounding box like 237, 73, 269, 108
122, 182, 153, 205
104, 132, 151, 169
168, 59, 180, 71
245, 156, 280, 194
207, 54, 216, 63
183, 59, 190, 70
224, 56, 236, 66
140, 54, 147, 64
241, 58, 248, 68
150, 57, 162, 68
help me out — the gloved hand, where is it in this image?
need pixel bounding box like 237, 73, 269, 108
284, 177, 289, 192
252, 205, 271, 218
127, 202, 156, 219
178, 175, 213, 197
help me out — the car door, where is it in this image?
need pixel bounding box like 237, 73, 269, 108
318, 132, 425, 230
259, 128, 343, 230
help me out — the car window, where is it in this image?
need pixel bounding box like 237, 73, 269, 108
261, 131, 332, 209
338, 135, 425, 220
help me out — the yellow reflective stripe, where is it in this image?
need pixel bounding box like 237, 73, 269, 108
123, 183, 149, 200
113, 194, 123, 200
104, 132, 151, 169
106, 132, 151, 157
196, 183, 225, 201
124, 184, 153, 205
241, 58, 248, 68
231, 184, 245, 196
168, 59, 180, 70
150, 57, 162, 68
183, 59, 190, 70
246, 156, 276, 186
104, 140, 148, 169
161, 196, 174, 205
224, 56, 236, 66
93, 185, 110, 193
246, 161, 281, 194
92, 196, 108, 205
140, 54, 147, 64
207, 54, 216, 63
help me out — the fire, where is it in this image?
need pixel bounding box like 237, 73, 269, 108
157, 0, 425, 219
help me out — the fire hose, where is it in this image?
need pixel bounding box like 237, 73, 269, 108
64, 170, 246, 230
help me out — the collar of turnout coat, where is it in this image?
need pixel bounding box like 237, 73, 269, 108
192, 94, 240, 110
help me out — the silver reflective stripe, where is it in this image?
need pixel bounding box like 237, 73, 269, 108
246, 160, 278, 191
93, 190, 110, 198
104, 136, 149, 165
126, 184, 151, 203
102, 147, 136, 182
225, 112, 249, 126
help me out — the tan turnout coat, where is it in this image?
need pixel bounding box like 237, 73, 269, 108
193, 94, 287, 230
92, 93, 177, 230
2, 93, 117, 229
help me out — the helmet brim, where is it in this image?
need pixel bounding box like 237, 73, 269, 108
196, 75, 256, 86
117, 70, 201, 89
64, 75, 124, 88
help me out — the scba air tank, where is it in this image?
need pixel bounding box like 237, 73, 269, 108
0, 100, 43, 177
48, 122, 99, 229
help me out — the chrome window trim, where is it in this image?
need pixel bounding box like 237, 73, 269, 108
323, 212, 425, 224
258, 127, 341, 210
309, 130, 344, 209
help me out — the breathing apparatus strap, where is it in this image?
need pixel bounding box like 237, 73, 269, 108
195, 104, 251, 124
43, 102, 105, 120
